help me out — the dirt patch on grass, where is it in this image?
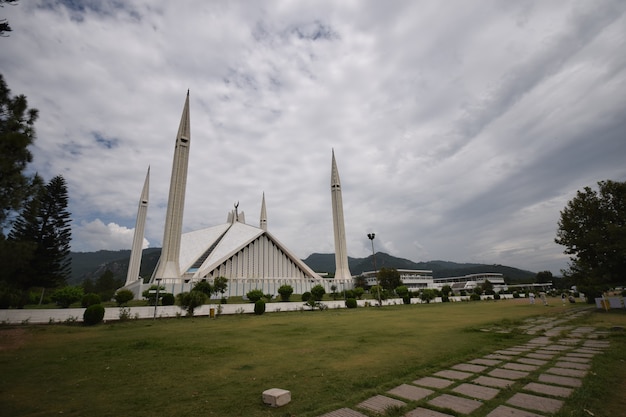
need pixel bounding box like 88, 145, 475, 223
0, 328, 30, 351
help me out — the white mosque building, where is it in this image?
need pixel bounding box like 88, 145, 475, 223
121, 92, 353, 298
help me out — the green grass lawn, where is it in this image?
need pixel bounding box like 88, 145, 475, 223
1, 300, 624, 417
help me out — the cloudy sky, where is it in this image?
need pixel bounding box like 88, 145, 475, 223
3, 0, 626, 275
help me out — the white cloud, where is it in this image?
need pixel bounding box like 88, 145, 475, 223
2, 0, 626, 274
73, 219, 149, 252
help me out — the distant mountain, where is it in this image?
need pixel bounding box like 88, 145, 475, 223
302, 252, 536, 282
68, 249, 536, 285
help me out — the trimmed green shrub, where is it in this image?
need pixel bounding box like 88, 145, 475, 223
494, 293, 501, 300
176, 291, 207, 316
469, 293, 481, 301
52, 286, 84, 308
310, 284, 325, 301
301, 291, 312, 302
81, 293, 101, 308
114, 289, 133, 306
246, 289, 264, 302
278, 284, 294, 302
254, 299, 266, 315
83, 304, 105, 325
345, 298, 357, 309
353, 287, 365, 299
161, 293, 175, 306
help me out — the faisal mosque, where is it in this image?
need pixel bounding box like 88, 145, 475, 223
120, 92, 353, 298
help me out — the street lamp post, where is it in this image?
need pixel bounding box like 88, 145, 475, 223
153, 278, 162, 320
367, 233, 381, 306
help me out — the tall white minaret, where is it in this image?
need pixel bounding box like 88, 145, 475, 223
260, 192, 267, 231
331, 149, 352, 280
125, 167, 150, 286
153, 91, 191, 281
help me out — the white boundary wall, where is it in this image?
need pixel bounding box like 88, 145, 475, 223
0, 295, 520, 324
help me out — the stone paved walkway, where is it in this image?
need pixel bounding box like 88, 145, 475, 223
319, 308, 610, 417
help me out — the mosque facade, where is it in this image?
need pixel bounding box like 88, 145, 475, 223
121, 92, 353, 299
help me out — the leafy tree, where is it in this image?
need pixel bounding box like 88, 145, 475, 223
310, 284, 326, 301
1, 1, 20, 37
480, 280, 494, 295
419, 289, 436, 303
277, 284, 293, 301
354, 275, 367, 289
555, 180, 626, 290
94, 269, 122, 301
193, 280, 213, 296
114, 289, 134, 306
353, 287, 365, 299
246, 289, 264, 302
378, 267, 402, 290
51, 286, 83, 308
440, 285, 452, 297
395, 285, 409, 298
0, 73, 39, 230
8, 175, 72, 290
176, 290, 206, 316
213, 276, 228, 296
535, 271, 553, 284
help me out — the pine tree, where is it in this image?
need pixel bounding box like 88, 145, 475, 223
0, 73, 39, 232
9, 175, 72, 289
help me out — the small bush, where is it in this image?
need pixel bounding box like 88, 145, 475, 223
278, 284, 294, 302
52, 286, 84, 308
254, 299, 266, 315
512, 291, 520, 298
176, 291, 207, 316
161, 293, 175, 306
81, 293, 101, 308
301, 291, 312, 302
83, 304, 105, 325
310, 284, 326, 301
246, 289, 264, 302
470, 293, 481, 301
345, 298, 357, 309
353, 287, 365, 299
493, 293, 501, 300
114, 289, 133, 306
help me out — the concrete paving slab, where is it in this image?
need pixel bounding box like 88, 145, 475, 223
516, 358, 547, 366
470, 358, 501, 366
318, 408, 369, 417
558, 338, 582, 345
554, 361, 590, 370
495, 350, 522, 356
387, 384, 433, 401
434, 370, 473, 380
452, 363, 487, 373
404, 407, 455, 417
453, 383, 500, 400
538, 373, 582, 387
572, 326, 595, 333
567, 352, 594, 358
356, 395, 405, 414
546, 367, 587, 378
485, 405, 544, 417
561, 355, 591, 363
583, 341, 610, 349
473, 375, 514, 388
576, 348, 603, 355
506, 392, 563, 413
527, 337, 551, 345
428, 394, 483, 414
413, 376, 455, 389
485, 354, 514, 360
541, 344, 571, 351
488, 368, 530, 380
508, 346, 533, 352
523, 382, 573, 398
525, 352, 555, 360
532, 349, 559, 356
502, 362, 538, 372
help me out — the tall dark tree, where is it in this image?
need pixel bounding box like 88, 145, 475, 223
9, 175, 72, 290
377, 267, 402, 291
0, 73, 39, 231
535, 271, 553, 284
1, 1, 20, 37
555, 180, 626, 290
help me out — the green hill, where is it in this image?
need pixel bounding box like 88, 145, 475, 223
68, 249, 536, 285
